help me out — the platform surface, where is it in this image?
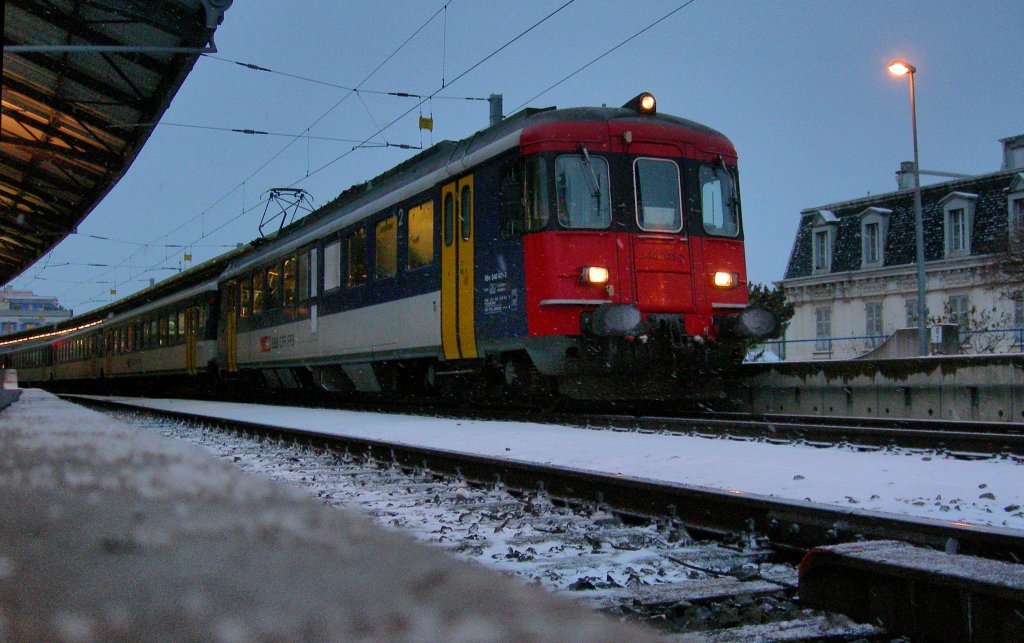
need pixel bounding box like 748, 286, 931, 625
0, 389, 651, 641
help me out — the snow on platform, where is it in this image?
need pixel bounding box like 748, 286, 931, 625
99, 396, 1024, 532
0, 390, 653, 641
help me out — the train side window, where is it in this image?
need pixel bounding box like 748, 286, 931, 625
267, 263, 281, 309
634, 158, 682, 232
699, 164, 739, 237
555, 154, 610, 229
127, 324, 135, 352
460, 186, 472, 241
348, 227, 367, 287
443, 193, 454, 247
283, 255, 298, 306
178, 310, 186, 337
324, 240, 341, 291
239, 277, 251, 318
150, 318, 158, 348
297, 250, 310, 301
407, 201, 433, 270
158, 316, 168, 347
252, 270, 266, 314
168, 312, 177, 340
375, 216, 397, 280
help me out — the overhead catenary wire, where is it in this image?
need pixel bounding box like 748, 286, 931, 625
51, 1, 460, 308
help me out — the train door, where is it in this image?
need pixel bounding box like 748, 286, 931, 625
440, 175, 477, 359
225, 282, 238, 373
185, 306, 197, 375
627, 156, 696, 313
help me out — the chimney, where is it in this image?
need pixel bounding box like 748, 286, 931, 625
895, 161, 917, 190
1001, 134, 1024, 170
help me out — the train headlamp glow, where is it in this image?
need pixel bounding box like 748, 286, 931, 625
580, 266, 610, 285
713, 271, 738, 288
622, 92, 657, 115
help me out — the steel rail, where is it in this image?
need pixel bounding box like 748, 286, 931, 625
69, 395, 1024, 562
561, 412, 1024, 457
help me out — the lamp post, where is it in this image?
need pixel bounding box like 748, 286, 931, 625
888, 60, 928, 356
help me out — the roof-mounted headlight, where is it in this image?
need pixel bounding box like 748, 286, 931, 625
622, 92, 656, 115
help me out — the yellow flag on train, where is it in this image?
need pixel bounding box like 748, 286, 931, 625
418, 116, 433, 131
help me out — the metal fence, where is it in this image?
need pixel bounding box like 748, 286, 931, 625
748, 327, 1024, 362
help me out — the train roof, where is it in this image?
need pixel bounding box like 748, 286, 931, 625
224, 103, 733, 278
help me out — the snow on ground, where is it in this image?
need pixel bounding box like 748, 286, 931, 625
105, 397, 1024, 531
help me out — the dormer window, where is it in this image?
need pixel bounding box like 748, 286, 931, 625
810, 209, 838, 274
939, 192, 977, 258
858, 207, 891, 268
1008, 173, 1024, 236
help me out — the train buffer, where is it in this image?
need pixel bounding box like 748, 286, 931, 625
798, 540, 1024, 641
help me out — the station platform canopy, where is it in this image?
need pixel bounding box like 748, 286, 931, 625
1, 0, 232, 284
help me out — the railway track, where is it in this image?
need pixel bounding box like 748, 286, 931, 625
67, 395, 1024, 638
102, 403, 884, 640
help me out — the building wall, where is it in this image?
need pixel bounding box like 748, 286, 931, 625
778, 144, 1024, 361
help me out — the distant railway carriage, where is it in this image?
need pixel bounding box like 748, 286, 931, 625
1, 94, 775, 401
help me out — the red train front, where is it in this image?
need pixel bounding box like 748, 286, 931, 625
467, 93, 776, 400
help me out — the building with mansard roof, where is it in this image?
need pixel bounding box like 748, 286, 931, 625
0, 285, 72, 336
777, 134, 1024, 360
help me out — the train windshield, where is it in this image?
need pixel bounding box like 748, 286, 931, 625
700, 164, 739, 237
634, 158, 682, 232
555, 155, 611, 229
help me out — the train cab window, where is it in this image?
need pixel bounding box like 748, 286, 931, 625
267, 264, 281, 309
297, 251, 310, 301
199, 304, 207, 334
634, 158, 682, 232
700, 165, 739, 237
376, 216, 397, 280
324, 240, 341, 291
555, 154, 610, 229
443, 193, 454, 246
283, 255, 298, 306
407, 201, 433, 270
348, 227, 368, 286
252, 270, 266, 314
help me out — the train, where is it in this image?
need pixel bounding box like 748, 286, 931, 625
0, 93, 776, 402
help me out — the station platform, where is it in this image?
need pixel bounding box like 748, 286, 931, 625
0, 389, 651, 641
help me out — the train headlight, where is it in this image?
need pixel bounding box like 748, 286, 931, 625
713, 271, 738, 288
580, 266, 610, 285
622, 92, 656, 115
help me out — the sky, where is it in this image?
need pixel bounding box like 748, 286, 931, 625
10, 0, 1024, 314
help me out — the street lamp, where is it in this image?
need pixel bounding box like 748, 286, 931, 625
888, 59, 928, 356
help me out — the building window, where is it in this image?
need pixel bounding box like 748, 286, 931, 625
865, 301, 883, 347
946, 294, 971, 331
813, 230, 830, 272
814, 306, 831, 351
905, 299, 917, 328
1015, 298, 1024, 327
940, 192, 977, 258
948, 208, 967, 253
863, 222, 880, 265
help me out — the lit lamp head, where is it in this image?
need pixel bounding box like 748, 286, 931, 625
887, 60, 916, 77
622, 92, 657, 115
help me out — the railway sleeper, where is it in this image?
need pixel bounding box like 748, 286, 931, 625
799, 540, 1024, 641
